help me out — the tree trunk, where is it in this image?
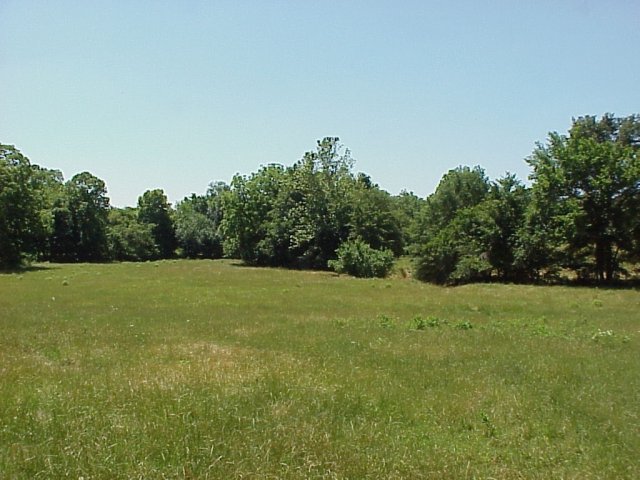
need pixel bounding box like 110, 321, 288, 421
595, 238, 614, 283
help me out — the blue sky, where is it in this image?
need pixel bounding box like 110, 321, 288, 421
2, 0, 639, 207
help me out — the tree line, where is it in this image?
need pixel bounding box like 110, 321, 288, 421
2, 114, 639, 284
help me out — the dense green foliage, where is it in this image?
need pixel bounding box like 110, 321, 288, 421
390, 190, 426, 253
415, 114, 640, 284
2, 114, 639, 283
328, 238, 395, 278
107, 208, 158, 261
220, 138, 401, 269
522, 114, 640, 282
414, 166, 492, 283
0, 144, 43, 268
137, 189, 176, 259
415, 169, 531, 284
55, 172, 111, 262
174, 182, 227, 259
1, 261, 638, 477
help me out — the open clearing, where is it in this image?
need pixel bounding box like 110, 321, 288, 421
1, 260, 639, 478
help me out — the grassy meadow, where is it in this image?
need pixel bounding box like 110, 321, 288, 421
1, 260, 639, 479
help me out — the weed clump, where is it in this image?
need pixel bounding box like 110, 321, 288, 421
455, 320, 473, 330
378, 314, 395, 328
426, 316, 443, 328
410, 316, 427, 330
334, 318, 350, 328
409, 315, 443, 330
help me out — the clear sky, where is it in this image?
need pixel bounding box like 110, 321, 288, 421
1, 1, 639, 207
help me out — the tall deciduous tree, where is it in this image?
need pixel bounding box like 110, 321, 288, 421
50, 172, 111, 262
267, 138, 355, 268
417, 165, 490, 237
107, 208, 158, 261
0, 144, 43, 268
486, 174, 530, 280
348, 175, 403, 256
174, 182, 228, 259
221, 138, 401, 270
221, 164, 286, 264
414, 166, 491, 283
137, 189, 176, 258
414, 167, 531, 284
30, 165, 65, 260
525, 114, 640, 282
391, 190, 426, 254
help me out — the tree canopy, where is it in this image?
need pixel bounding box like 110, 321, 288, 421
137, 189, 176, 259
0, 144, 43, 268
220, 137, 401, 271
522, 114, 640, 282
2, 116, 639, 284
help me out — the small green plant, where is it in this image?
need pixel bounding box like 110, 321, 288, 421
531, 323, 552, 337
480, 412, 496, 437
531, 315, 553, 337
592, 299, 604, 308
334, 318, 349, 328
426, 316, 442, 327
378, 314, 395, 328
455, 320, 473, 330
410, 316, 427, 330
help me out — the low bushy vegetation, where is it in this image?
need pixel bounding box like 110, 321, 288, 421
329, 239, 394, 278
1, 260, 638, 478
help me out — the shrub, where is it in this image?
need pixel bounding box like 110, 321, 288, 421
329, 239, 394, 278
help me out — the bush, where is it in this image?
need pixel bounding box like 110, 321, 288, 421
414, 232, 458, 284
329, 239, 395, 278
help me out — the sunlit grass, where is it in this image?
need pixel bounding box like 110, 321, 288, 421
1, 260, 638, 478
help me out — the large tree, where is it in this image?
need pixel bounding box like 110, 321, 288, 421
414, 168, 530, 284
174, 182, 228, 259
416, 165, 490, 237
137, 189, 176, 258
29, 165, 66, 260
391, 190, 426, 255
485, 174, 530, 281
0, 144, 43, 268
348, 174, 403, 256
51, 172, 111, 262
414, 166, 491, 283
525, 114, 640, 282
221, 163, 286, 264
107, 207, 158, 261
221, 138, 401, 270
266, 137, 355, 268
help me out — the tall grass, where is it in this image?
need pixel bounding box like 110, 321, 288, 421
1, 260, 638, 478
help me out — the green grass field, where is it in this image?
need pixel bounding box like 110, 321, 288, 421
1, 260, 638, 479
